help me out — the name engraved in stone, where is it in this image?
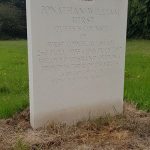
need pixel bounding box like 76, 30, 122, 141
41, 6, 120, 16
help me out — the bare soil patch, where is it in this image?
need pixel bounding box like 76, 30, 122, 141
0, 103, 150, 150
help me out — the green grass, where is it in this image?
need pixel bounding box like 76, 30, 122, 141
0, 41, 28, 118
125, 40, 150, 111
0, 40, 149, 118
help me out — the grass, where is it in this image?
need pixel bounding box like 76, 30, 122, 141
0, 40, 149, 118
0, 41, 28, 118
125, 40, 150, 111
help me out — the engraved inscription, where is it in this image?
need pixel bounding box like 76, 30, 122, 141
37, 3, 123, 82
41, 6, 120, 16
37, 40, 122, 82
54, 25, 108, 32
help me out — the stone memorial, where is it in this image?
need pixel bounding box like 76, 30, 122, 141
26, 0, 128, 128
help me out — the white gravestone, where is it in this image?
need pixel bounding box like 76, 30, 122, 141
27, 0, 128, 128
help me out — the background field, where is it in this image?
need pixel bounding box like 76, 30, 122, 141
0, 41, 28, 118
125, 40, 150, 111
0, 40, 149, 118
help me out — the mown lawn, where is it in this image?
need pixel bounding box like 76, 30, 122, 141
0, 41, 28, 118
0, 40, 149, 118
125, 40, 150, 111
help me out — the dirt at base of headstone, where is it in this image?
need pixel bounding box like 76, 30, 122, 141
0, 102, 150, 150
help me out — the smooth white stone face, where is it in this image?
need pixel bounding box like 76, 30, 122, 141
26, 0, 128, 128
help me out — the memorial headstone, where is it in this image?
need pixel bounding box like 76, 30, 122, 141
27, 0, 128, 128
